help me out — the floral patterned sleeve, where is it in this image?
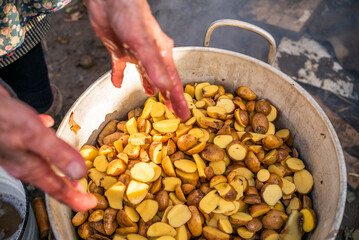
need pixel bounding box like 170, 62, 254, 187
0, 0, 71, 57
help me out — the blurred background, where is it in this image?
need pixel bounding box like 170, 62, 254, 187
43, 0, 358, 238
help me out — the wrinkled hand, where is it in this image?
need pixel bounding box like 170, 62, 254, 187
0, 88, 97, 211
86, 0, 189, 119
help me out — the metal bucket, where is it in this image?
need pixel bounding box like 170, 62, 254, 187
46, 20, 346, 240
0, 168, 38, 240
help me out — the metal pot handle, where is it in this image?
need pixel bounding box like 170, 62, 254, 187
203, 19, 277, 65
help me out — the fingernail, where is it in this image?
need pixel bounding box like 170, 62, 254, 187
67, 161, 86, 180
158, 76, 173, 90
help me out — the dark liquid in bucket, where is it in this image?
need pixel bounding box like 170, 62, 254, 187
0, 194, 25, 240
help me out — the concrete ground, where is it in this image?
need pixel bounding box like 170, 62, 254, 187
41, 0, 358, 239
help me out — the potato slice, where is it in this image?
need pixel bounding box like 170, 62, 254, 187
281, 177, 296, 195
229, 167, 255, 181
218, 218, 233, 234
124, 205, 140, 222
126, 117, 138, 135
286, 158, 305, 172
192, 108, 208, 129
176, 225, 188, 240
126, 180, 149, 205
200, 117, 224, 129
279, 210, 303, 240
261, 229, 279, 240
300, 208, 316, 232
286, 197, 302, 215
237, 226, 255, 239
203, 85, 219, 98
261, 183, 283, 206
162, 177, 182, 192
136, 199, 158, 222
203, 226, 230, 240
199, 190, 220, 214
127, 234, 148, 240
105, 181, 126, 209
153, 119, 180, 133
99, 176, 117, 190
162, 156, 176, 177
173, 159, 197, 173
266, 105, 278, 122
195, 82, 210, 100
175, 169, 199, 186
88, 168, 106, 186
207, 106, 227, 120
212, 197, 236, 214
226, 140, 248, 161
185, 141, 207, 155
236, 86, 256, 101
130, 162, 155, 182
128, 133, 152, 146
149, 142, 163, 164
106, 159, 126, 176
293, 169, 314, 194
214, 135, 233, 149
216, 98, 235, 113
167, 204, 192, 227
80, 145, 98, 161
193, 154, 207, 178
250, 204, 271, 217
123, 143, 141, 159
257, 169, 270, 182
175, 123, 192, 137
230, 212, 252, 226
169, 192, 185, 205
147, 222, 176, 237
209, 160, 226, 175
151, 102, 165, 118
214, 183, 236, 201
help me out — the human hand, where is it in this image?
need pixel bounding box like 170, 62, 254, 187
85, 0, 189, 120
0, 87, 97, 211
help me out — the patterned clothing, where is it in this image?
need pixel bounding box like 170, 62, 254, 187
0, 0, 70, 66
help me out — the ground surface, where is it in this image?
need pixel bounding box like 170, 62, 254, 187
41, 0, 358, 239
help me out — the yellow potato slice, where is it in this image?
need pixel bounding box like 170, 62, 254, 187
126, 180, 149, 205
104, 181, 126, 209
174, 159, 197, 173
167, 204, 192, 227
136, 199, 159, 222
130, 162, 155, 182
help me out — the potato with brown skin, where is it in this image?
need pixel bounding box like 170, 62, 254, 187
262, 149, 279, 165
103, 208, 118, 235
89, 182, 104, 195
234, 109, 249, 127
72, 211, 89, 227
89, 221, 106, 235
98, 120, 119, 145
116, 225, 138, 235
226, 140, 248, 161
106, 159, 127, 176
200, 183, 212, 195
277, 148, 289, 162
89, 210, 104, 222
245, 151, 261, 173
118, 173, 131, 187
156, 190, 169, 211
237, 86, 256, 101
187, 189, 205, 207
266, 173, 283, 187
203, 226, 230, 240
251, 113, 269, 134
78, 222, 93, 239
261, 229, 279, 240
246, 218, 262, 232
182, 184, 196, 195
255, 99, 271, 115
186, 206, 202, 237
262, 210, 288, 230
177, 134, 198, 151
103, 132, 124, 146
250, 204, 271, 218
138, 219, 152, 237
204, 166, 215, 180
166, 139, 177, 155
200, 143, 225, 162
302, 195, 313, 209
170, 151, 185, 162
262, 134, 283, 149
243, 195, 262, 205
116, 209, 136, 227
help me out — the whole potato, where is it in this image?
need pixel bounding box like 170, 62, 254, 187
251, 113, 269, 134
187, 189, 205, 207
244, 151, 261, 173
177, 134, 198, 151
262, 210, 287, 230
246, 218, 263, 232
77, 222, 93, 239
263, 134, 283, 149
255, 99, 271, 115
156, 190, 169, 211
237, 86, 257, 101
200, 143, 225, 162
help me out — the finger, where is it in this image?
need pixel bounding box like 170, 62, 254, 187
0, 86, 10, 97
2, 153, 97, 212
39, 114, 54, 128
111, 57, 126, 88
25, 123, 87, 180
140, 72, 157, 96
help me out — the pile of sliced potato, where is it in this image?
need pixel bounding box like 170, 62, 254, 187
73, 82, 317, 240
